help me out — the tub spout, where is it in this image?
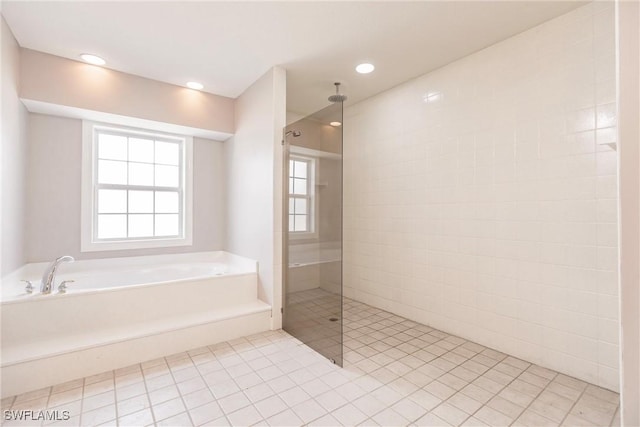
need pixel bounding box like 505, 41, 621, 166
41, 256, 74, 294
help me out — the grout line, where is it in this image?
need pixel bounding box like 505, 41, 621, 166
178, 352, 206, 427
140, 364, 158, 427
110, 373, 118, 427
608, 404, 620, 427
558, 384, 589, 426
41, 388, 53, 427
78, 381, 85, 426
428, 359, 519, 426
506, 371, 558, 427
224, 345, 283, 427
205, 334, 293, 425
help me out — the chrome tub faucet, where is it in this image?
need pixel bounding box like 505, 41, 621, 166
41, 255, 74, 294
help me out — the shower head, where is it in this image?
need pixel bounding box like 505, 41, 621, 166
328, 82, 347, 103
284, 130, 301, 138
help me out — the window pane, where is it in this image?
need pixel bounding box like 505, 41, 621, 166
97, 214, 126, 239
293, 178, 307, 195
294, 215, 307, 232
289, 160, 295, 178
128, 214, 153, 238
129, 190, 153, 213
129, 137, 154, 163
155, 141, 179, 165
289, 177, 294, 194
293, 161, 307, 178
155, 214, 179, 236
289, 215, 295, 232
98, 160, 127, 185
98, 134, 127, 160
155, 191, 179, 213
155, 165, 179, 188
295, 198, 307, 214
90, 126, 189, 244
98, 189, 126, 213
288, 198, 294, 214
128, 162, 154, 186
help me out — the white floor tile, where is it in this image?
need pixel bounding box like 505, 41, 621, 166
3, 296, 620, 427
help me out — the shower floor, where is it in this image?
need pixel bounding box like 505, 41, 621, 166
1, 293, 620, 426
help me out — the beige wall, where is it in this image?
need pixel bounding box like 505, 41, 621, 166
1, 17, 28, 276
25, 113, 225, 262
20, 49, 234, 136
344, 3, 619, 390
224, 67, 286, 328
617, 1, 640, 424
317, 157, 342, 243
287, 117, 342, 156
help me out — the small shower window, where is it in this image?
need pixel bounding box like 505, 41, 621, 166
81, 121, 193, 252
289, 156, 314, 233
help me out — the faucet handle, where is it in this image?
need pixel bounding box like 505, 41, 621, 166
21, 280, 34, 294
58, 280, 74, 294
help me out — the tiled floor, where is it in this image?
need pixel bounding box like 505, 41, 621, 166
2, 297, 620, 426
284, 288, 342, 365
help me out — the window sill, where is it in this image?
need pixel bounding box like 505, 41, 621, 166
80, 236, 192, 253
289, 231, 319, 241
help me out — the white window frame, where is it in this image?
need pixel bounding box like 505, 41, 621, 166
289, 155, 318, 240
81, 121, 193, 252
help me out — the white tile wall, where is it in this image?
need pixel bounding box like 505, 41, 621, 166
343, 2, 618, 391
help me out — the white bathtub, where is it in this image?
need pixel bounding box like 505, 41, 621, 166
1, 251, 255, 301
0, 251, 271, 398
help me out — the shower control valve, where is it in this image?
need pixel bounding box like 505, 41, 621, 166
21, 280, 34, 294
58, 280, 74, 294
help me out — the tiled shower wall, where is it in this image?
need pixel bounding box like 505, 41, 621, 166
343, 3, 618, 391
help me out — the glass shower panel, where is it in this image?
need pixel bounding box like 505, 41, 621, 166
283, 102, 343, 366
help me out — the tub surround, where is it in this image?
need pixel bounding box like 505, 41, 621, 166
0, 252, 270, 398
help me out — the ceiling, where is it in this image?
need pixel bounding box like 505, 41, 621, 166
2, 1, 585, 116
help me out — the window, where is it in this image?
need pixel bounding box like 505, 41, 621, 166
81, 122, 193, 252
289, 156, 315, 234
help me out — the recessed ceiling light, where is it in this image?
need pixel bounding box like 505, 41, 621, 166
330, 121, 342, 127
356, 63, 375, 74
80, 54, 106, 66
186, 81, 204, 90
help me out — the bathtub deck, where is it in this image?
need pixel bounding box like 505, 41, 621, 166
2, 300, 271, 367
